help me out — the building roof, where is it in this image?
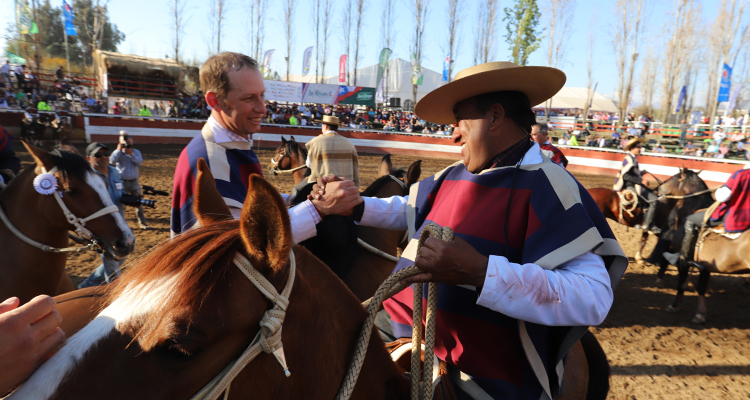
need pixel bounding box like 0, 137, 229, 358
93, 50, 183, 80
536, 87, 618, 113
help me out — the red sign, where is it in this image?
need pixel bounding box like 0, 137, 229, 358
339, 55, 347, 83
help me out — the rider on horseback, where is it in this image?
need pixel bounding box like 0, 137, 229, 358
613, 137, 661, 234
663, 164, 750, 266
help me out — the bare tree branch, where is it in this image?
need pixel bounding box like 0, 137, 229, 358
171, 0, 189, 63
474, 0, 498, 65
340, 0, 353, 85
283, 0, 297, 81
544, 0, 576, 121
353, 0, 366, 85
320, 0, 333, 83
611, 0, 647, 123
412, 0, 430, 102
381, 0, 396, 99
445, 0, 463, 82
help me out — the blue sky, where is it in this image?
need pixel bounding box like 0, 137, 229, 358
1, 0, 726, 106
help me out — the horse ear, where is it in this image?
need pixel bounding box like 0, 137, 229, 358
405, 160, 422, 186
281, 136, 288, 144
240, 174, 292, 274
379, 154, 393, 177
194, 158, 232, 225
290, 136, 296, 142
23, 140, 55, 172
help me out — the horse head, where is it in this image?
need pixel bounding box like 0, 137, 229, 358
658, 167, 707, 198
16, 141, 134, 259
14, 159, 401, 399
269, 136, 307, 175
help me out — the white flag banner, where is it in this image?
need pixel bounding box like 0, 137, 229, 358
264, 80, 303, 102
301, 83, 338, 104
302, 46, 313, 76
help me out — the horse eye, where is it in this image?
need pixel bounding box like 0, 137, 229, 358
161, 339, 199, 362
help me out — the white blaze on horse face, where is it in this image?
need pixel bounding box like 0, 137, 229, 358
8, 275, 181, 400
85, 170, 135, 247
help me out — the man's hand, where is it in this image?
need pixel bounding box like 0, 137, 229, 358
116, 142, 124, 151
401, 236, 489, 288
309, 176, 362, 217
0, 295, 65, 395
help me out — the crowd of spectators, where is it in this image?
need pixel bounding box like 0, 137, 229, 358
0, 64, 90, 112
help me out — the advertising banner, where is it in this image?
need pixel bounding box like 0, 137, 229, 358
302, 46, 313, 76
63, 0, 77, 36
15, 0, 38, 34
335, 86, 375, 106
411, 52, 423, 85
728, 83, 743, 110
262, 49, 275, 78
675, 85, 687, 113
718, 63, 732, 102
442, 54, 449, 81
339, 54, 347, 83
301, 83, 338, 104
264, 79, 303, 102
375, 48, 392, 103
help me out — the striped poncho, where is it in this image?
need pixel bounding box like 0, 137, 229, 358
383, 157, 627, 399
170, 123, 263, 236
711, 168, 750, 233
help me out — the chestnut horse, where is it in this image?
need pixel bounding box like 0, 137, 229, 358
13, 160, 610, 400
0, 142, 135, 304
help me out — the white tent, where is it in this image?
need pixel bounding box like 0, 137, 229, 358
536, 87, 618, 113
323, 58, 445, 104
287, 73, 336, 83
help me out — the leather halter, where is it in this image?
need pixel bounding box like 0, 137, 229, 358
189, 251, 296, 400
269, 150, 307, 176
0, 167, 120, 253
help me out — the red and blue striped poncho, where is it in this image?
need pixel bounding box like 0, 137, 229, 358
0, 125, 21, 176
539, 142, 568, 168
711, 168, 750, 233
383, 157, 627, 400
171, 124, 263, 236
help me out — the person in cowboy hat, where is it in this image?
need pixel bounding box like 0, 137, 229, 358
309, 61, 627, 399
613, 137, 661, 234
305, 115, 360, 187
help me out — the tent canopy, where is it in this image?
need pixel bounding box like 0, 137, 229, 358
535, 87, 618, 113
323, 58, 445, 103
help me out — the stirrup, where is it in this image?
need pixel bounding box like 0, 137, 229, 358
662, 252, 680, 266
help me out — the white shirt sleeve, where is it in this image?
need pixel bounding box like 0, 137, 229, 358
358, 195, 409, 230
476, 251, 613, 326
229, 199, 321, 244
715, 185, 732, 203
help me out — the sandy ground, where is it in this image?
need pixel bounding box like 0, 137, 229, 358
13, 143, 750, 399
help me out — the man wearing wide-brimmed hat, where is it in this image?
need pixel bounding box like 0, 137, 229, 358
613, 137, 661, 234
311, 62, 628, 399
305, 115, 360, 187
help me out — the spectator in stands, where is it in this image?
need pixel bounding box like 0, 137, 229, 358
568, 133, 579, 146
714, 127, 727, 144
679, 119, 688, 146
706, 141, 718, 157
112, 101, 122, 115
598, 135, 606, 148
138, 105, 152, 117
731, 131, 744, 144
683, 141, 695, 156
289, 113, 299, 125
0, 95, 7, 108
532, 123, 568, 168
14, 65, 25, 90
37, 99, 51, 111
718, 142, 730, 159
56, 66, 64, 81
0, 61, 10, 86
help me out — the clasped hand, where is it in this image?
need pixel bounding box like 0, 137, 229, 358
308, 176, 362, 217
401, 236, 489, 288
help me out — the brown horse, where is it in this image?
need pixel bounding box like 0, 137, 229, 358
12, 160, 609, 400
0, 142, 135, 304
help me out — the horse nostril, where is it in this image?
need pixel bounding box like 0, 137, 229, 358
115, 238, 134, 255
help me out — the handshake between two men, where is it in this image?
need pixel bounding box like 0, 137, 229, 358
306, 176, 489, 289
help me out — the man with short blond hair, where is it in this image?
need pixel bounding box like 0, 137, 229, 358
171, 52, 360, 239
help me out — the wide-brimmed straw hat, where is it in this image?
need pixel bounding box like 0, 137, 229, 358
320, 115, 339, 125
414, 62, 566, 124
625, 137, 644, 150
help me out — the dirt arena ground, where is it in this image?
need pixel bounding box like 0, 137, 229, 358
14, 143, 750, 399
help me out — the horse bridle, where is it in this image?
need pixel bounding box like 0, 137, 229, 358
190, 251, 296, 400
269, 149, 307, 176
0, 167, 121, 253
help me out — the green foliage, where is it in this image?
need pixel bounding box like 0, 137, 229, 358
503, 0, 543, 66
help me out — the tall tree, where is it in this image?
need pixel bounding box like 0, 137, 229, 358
352, 0, 366, 85
283, 0, 297, 81
73, 0, 124, 68
659, 0, 699, 121
705, 0, 746, 124
313, 0, 321, 82
170, 0, 189, 63
612, 0, 646, 123
246, 0, 268, 62
503, 0, 543, 66
381, 0, 397, 99
638, 51, 658, 117
581, 11, 596, 125
473, 0, 498, 65
444, 0, 463, 81
412, 0, 430, 103
320, 0, 333, 83
543, 0, 576, 121
207, 0, 228, 54
340, 0, 353, 85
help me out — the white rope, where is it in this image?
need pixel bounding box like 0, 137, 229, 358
0, 201, 96, 253
357, 238, 400, 262
269, 155, 308, 175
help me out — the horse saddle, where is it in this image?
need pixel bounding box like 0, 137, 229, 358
705, 225, 742, 240
385, 338, 458, 400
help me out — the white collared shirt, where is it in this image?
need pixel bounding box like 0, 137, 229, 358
207, 116, 252, 143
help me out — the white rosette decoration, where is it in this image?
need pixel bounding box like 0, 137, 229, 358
33, 172, 58, 195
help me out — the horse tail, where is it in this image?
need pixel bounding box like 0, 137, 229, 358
581, 330, 610, 400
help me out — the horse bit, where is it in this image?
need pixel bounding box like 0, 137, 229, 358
0, 167, 120, 253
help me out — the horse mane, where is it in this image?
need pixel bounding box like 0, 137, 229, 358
106, 219, 243, 350
48, 149, 93, 182
361, 175, 404, 197
680, 168, 708, 192
284, 139, 308, 159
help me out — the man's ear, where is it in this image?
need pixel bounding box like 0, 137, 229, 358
205, 91, 222, 111
490, 103, 506, 130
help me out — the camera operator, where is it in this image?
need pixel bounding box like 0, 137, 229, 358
111, 130, 150, 229
79, 143, 127, 288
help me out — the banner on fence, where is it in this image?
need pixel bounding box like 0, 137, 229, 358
301, 83, 338, 104
339, 54, 347, 83
335, 86, 375, 106
718, 63, 732, 102
264, 80, 302, 102
675, 85, 687, 112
